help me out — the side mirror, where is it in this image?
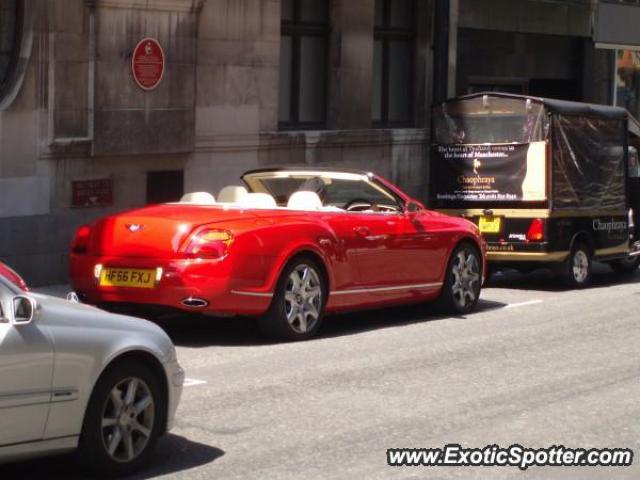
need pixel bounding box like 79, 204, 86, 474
11, 295, 36, 326
406, 201, 423, 213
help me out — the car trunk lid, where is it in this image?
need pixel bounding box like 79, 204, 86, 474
91, 204, 255, 258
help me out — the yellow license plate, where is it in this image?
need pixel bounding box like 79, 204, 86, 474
479, 216, 502, 233
100, 268, 156, 288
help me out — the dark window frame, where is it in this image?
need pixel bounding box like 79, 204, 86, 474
279, 0, 330, 130
0, 0, 23, 100
373, 0, 416, 128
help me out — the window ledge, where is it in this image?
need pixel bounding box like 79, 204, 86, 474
196, 128, 429, 153
95, 0, 205, 12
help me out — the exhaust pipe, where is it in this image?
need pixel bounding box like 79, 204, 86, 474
181, 297, 209, 308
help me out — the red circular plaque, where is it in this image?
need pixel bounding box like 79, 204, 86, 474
131, 37, 165, 91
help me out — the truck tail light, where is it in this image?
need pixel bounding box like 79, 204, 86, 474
527, 218, 545, 242
183, 229, 233, 259
71, 225, 92, 254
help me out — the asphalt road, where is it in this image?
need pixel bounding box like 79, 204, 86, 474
4, 264, 640, 479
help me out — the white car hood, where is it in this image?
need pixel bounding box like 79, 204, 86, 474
31, 293, 175, 360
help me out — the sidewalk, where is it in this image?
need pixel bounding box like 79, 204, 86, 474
34, 284, 71, 299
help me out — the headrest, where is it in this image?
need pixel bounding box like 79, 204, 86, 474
217, 185, 248, 203
238, 192, 277, 209
179, 192, 216, 204
287, 191, 323, 210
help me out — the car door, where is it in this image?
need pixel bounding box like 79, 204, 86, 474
322, 179, 407, 290
320, 211, 365, 292
0, 281, 54, 446
394, 208, 453, 285
348, 211, 404, 287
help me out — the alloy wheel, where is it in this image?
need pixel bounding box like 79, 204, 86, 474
284, 264, 323, 334
450, 249, 481, 309
101, 377, 155, 463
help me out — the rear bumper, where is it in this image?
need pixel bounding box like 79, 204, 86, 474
486, 242, 569, 263
487, 250, 570, 262
69, 254, 273, 316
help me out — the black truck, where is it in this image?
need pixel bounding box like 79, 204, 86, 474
431, 93, 640, 287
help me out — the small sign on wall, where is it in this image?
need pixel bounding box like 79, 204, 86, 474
72, 179, 113, 208
131, 37, 165, 91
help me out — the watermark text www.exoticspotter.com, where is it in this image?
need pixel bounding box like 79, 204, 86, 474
387, 444, 633, 470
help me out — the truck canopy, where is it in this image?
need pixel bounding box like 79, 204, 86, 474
432, 93, 628, 211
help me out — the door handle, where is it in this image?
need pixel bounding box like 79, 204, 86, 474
365, 234, 388, 242
354, 226, 370, 237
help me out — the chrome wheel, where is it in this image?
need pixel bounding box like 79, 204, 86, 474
572, 250, 589, 284
284, 264, 323, 334
101, 377, 155, 463
450, 248, 481, 309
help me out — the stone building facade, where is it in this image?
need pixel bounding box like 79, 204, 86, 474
0, 0, 620, 285
0, 0, 434, 285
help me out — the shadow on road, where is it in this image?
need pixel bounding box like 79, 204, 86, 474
0, 435, 224, 480
318, 298, 506, 339
487, 263, 640, 292
164, 297, 507, 348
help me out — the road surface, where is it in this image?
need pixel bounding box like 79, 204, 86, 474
5, 264, 639, 479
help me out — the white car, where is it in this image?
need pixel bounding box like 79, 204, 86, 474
0, 275, 184, 477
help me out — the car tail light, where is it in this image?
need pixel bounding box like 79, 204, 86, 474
71, 225, 92, 254
526, 218, 545, 242
0, 263, 29, 291
183, 229, 233, 258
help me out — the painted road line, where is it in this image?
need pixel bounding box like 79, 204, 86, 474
184, 378, 208, 387
504, 299, 544, 309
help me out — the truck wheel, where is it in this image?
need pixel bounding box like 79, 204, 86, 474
564, 243, 592, 288
608, 256, 640, 274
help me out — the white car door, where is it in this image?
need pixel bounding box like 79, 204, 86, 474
0, 281, 54, 446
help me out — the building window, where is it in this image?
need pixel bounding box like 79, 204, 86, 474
147, 171, 184, 205
372, 0, 415, 126
279, 0, 329, 129
0, 0, 21, 99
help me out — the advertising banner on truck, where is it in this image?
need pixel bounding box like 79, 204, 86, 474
431, 142, 546, 204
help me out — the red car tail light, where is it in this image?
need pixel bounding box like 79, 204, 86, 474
526, 218, 545, 242
71, 225, 92, 254
183, 229, 233, 258
0, 262, 28, 291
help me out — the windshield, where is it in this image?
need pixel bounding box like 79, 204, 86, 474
242, 171, 404, 212
433, 95, 548, 145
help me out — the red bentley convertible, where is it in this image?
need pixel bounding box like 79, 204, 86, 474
70, 169, 486, 340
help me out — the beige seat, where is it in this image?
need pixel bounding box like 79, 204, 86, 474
238, 192, 277, 209
217, 185, 248, 203
179, 192, 216, 204
287, 191, 323, 211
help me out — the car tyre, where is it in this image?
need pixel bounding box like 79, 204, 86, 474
77, 361, 166, 478
563, 242, 592, 288
259, 257, 327, 341
608, 256, 640, 274
483, 263, 495, 284
436, 242, 482, 314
